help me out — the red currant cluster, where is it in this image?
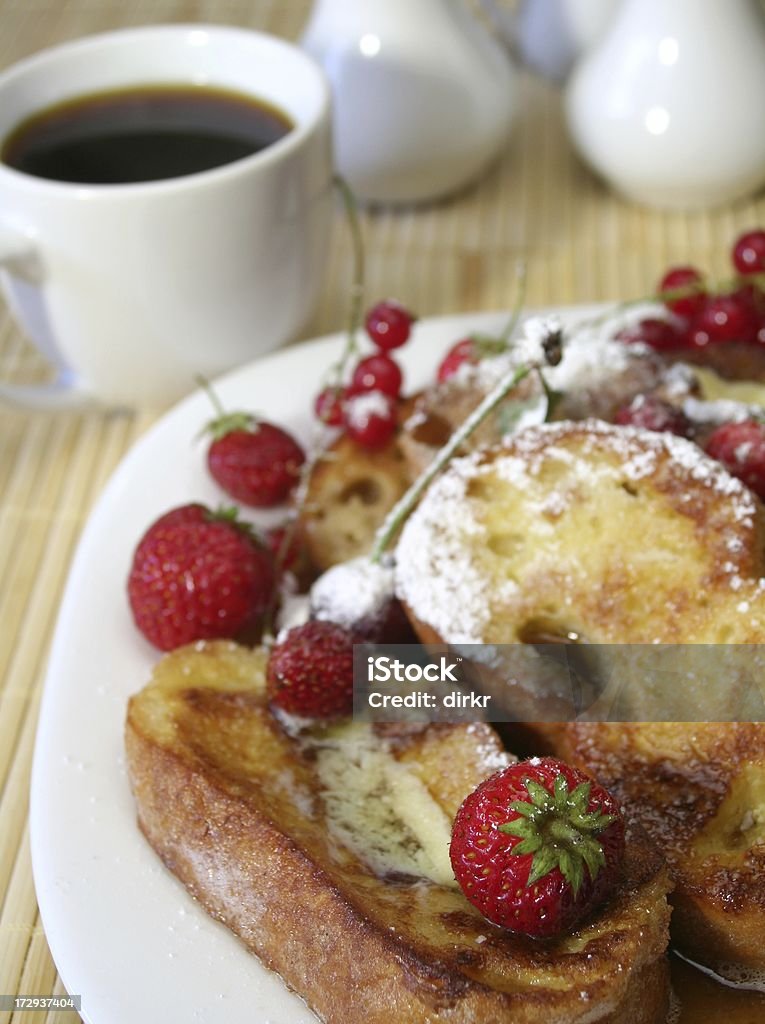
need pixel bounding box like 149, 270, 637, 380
615, 391, 765, 501
313, 299, 416, 449
618, 229, 765, 352
611, 229, 765, 500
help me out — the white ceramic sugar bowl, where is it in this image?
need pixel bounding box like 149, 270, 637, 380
565, 0, 765, 209
301, 0, 517, 204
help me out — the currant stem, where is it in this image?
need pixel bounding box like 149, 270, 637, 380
588, 271, 765, 328
333, 174, 365, 368
370, 360, 535, 561
498, 260, 528, 343
264, 180, 369, 635
195, 374, 226, 419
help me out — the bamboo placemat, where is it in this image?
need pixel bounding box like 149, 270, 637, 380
1, 2, 765, 1022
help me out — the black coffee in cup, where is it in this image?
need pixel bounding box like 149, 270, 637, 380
1, 84, 294, 184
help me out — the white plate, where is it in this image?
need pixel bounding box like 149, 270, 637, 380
30, 306, 600, 1024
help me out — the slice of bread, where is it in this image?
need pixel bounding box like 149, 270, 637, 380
396, 419, 765, 647
126, 640, 672, 1024
392, 417, 765, 970
300, 429, 411, 573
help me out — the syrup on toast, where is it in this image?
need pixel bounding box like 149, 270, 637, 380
126, 641, 672, 1024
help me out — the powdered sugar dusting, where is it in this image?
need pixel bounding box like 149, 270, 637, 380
683, 396, 760, 426
395, 453, 492, 643
395, 419, 760, 640
464, 722, 516, 772
450, 309, 650, 395
344, 390, 392, 429
500, 419, 758, 517
662, 362, 697, 399
276, 591, 311, 637
311, 557, 395, 630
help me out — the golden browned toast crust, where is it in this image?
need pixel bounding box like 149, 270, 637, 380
126, 642, 672, 1024
525, 721, 765, 972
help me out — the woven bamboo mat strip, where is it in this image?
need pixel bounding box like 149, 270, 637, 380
1, 1, 765, 1021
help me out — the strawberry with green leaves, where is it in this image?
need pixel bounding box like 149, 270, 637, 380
200, 382, 305, 507
450, 758, 625, 939
127, 503, 275, 651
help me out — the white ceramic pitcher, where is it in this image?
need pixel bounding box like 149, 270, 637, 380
301, 0, 517, 204
480, 0, 619, 81
565, 0, 765, 209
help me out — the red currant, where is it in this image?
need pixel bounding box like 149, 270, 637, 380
658, 266, 706, 319
350, 353, 403, 397
685, 325, 712, 349
732, 229, 765, 276
437, 338, 479, 382
615, 318, 685, 352
733, 282, 765, 320
344, 389, 396, 449
365, 300, 415, 351
693, 293, 759, 344
613, 394, 691, 436
314, 386, 346, 426
705, 420, 765, 500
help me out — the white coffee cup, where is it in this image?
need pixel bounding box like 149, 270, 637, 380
0, 25, 333, 409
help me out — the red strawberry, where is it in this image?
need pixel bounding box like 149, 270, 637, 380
200, 383, 305, 507
127, 503, 275, 651
267, 620, 358, 718
450, 758, 625, 939
207, 416, 305, 507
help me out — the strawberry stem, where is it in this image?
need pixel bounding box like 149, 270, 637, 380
195, 375, 256, 439
498, 775, 615, 896
195, 375, 226, 419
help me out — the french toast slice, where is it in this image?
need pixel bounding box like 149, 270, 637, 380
523, 722, 765, 973
396, 418, 765, 648
300, 427, 411, 573
392, 417, 765, 969
126, 641, 672, 1024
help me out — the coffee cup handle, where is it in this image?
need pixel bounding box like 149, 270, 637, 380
0, 225, 93, 410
